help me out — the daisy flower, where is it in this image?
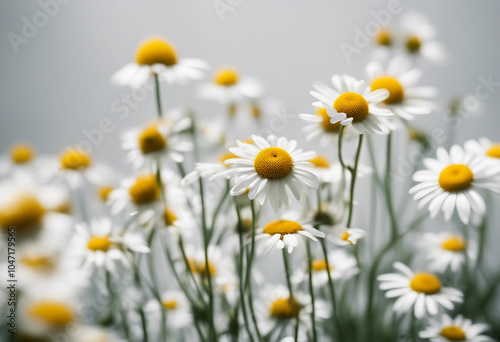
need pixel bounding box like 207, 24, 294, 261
0, 142, 51, 181
256, 284, 330, 337
54, 146, 112, 188
111, 36, 209, 88
399, 12, 446, 62
367, 56, 437, 120
420, 314, 493, 342
181, 149, 238, 186
121, 118, 193, 170
418, 232, 477, 273
69, 218, 149, 273
409, 145, 500, 224
144, 290, 192, 330
0, 182, 73, 243
465, 138, 500, 163
378, 262, 463, 319
222, 135, 318, 210
310, 75, 394, 135
197, 66, 263, 105
293, 249, 359, 287
255, 219, 325, 254
328, 225, 365, 246
299, 107, 356, 147
184, 245, 236, 288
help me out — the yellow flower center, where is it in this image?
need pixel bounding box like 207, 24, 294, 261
409, 273, 441, 295
213, 67, 239, 86
438, 164, 474, 192
21, 255, 54, 271
138, 125, 167, 154
162, 300, 178, 310
376, 29, 392, 46
29, 301, 75, 328
441, 237, 466, 252
371, 76, 405, 104
219, 151, 238, 167
60, 148, 92, 170
311, 259, 334, 272
0, 194, 45, 231
406, 35, 422, 53
269, 297, 301, 319
263, 220, 303, 239
135, 38, 178, 66
254, 147, 293, 179
10, 144, 35, 164
309, 156, 330, 168
163, 207, 178, 226
341, 231, 351, 242
317, 107, 341, 133
98, 186, 114, 202
333, 92, 369, 122
486, 144, 500, 158
128, 175, 161, 205
87, 235, 112, 252
440, 326, 467, 341
252, 103, 261, 118
189, 258, 217, 277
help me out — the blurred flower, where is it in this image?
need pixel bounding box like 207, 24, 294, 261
418, 232, 477, 273
378, 262, 463, 319
299, 107, 356, 147
144, 290, 192, 329
121, 118, 193, 170
197, 66, 263, 106
410, 145, 500, 224
328, 225, 365, 246
367, 56, 437, 120
465, 138, 500, 163
419, 314, 493, 342
111, 36, 209, 88
222, 135, 318, 210
255, 219, 324, 254
310, 75, 393, 135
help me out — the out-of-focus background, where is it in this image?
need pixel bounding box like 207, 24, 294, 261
1, 0, 499, 166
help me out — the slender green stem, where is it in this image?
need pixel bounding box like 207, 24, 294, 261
337, 126, 348, 170
306, 242, 318, 342
245, 200, 257, 291
282, 249, 294, 296
346, 134, 364, 227
178, 236, 207, 304
139, 308, 149, 342
384, 132, 398, 241
154, 73, 163, 117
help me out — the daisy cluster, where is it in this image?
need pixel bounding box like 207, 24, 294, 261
1, 10, 499, 342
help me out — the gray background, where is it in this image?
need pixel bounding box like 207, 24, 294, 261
1, 0, 499, 166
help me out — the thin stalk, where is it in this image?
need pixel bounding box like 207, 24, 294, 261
384, 132, 398, 241
306, 242, 318, 342
282, 249, 299, 342
139, 308, 149, 342
178, 236, 207, 304
346, 134, 364, 227
154, 73, 163, 117
245, 200, 257, 291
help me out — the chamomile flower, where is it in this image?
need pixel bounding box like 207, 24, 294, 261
222, 135, 318, 210
378, 262, 463, 319
256, 284, 330, 337
121, 118, 193, 170
465, 138, 500, 163
184, 245, 235, 288
197, 66, 263, 105
144, 290, 192, 329
181, 150, 238, 186
0, 143, 50, 181
418, 232, 477, 273
399, 12, 446, 63
111, 36, 209, 88
299, 107, 355, 147
293, 249, 359, 287
310, 75, 394, 135
255, 219, 325, 254
409, 145, 500, 224
420, 314, 493, 342
328, 225, 365, 246
69, 218, 149, 273
55, 146, 112, 188
367, 56, 437, 120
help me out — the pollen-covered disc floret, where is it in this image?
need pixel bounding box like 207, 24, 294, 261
213, 67, 239, 86
128, 174, 161, 205
256, 219, 324, 254
0, 193, 45, 231
254, 147, 294, 180
10, 143, 35, 164
136, 38, 178, 66
308, 75, 393, 135
419, 314, 492, 342
29, 301, 75, 329
138, 125, 167, 154
378, 262, 463, 319
366, 56, 436, 120
269, 297, 302, 319
222, 135, 319, 210
60, 148, 92, 170
410, 145, 500, 224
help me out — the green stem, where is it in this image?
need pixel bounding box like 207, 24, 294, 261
245, 200, 257, 291
139, 308, 149, 342
384, 132, 398, 241
154, 73, 163, 117
306, 242, 318, 342
346, 134, 364, 227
